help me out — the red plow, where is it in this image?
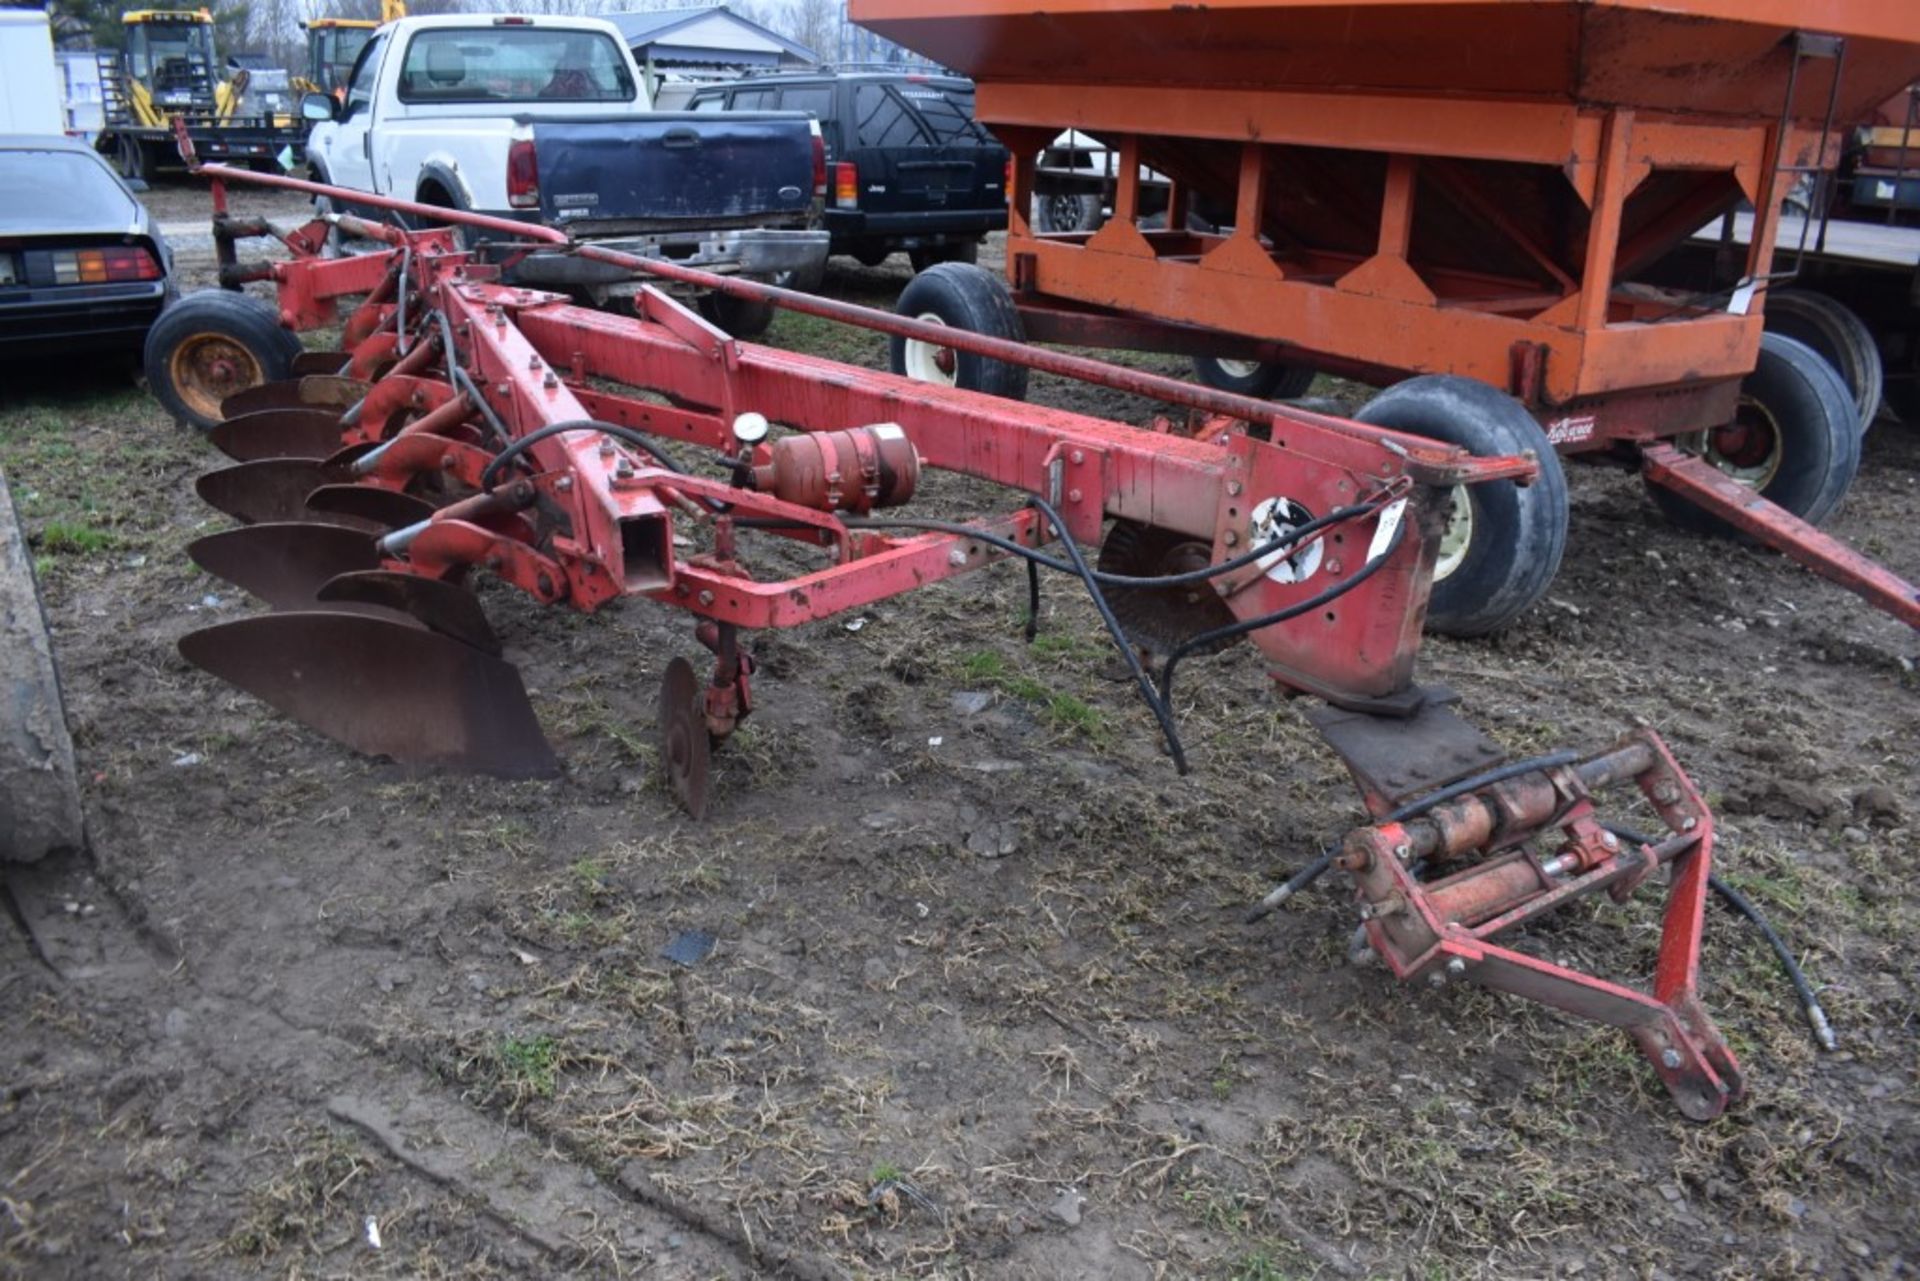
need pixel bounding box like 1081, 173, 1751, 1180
151, 146, 1790, 1118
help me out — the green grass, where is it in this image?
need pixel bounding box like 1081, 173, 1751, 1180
498, 1034, 560, 1099
38, 520, 117, 555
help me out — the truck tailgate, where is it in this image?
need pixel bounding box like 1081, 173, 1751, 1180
528, 112, 816, 230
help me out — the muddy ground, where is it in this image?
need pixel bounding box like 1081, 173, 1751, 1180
0, 177, 1916, 1280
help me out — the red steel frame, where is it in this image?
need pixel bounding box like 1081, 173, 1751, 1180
189, 151, 1755, 1116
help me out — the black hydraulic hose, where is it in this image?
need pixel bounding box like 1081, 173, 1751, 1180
1159, 508, 1409, 710
1023, 556, 1042, 644
1244, 749, 1583, 924
479, 418, 689, 491
1024, 494, 1190, 774
840, 503, 1378, 590
1604, 823, 1836, 1052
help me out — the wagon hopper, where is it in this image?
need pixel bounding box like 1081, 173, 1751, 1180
854, 0, 1920, 637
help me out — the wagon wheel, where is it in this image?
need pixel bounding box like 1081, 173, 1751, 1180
1647, 332, 1860, 539
1352, 376, 1568, 638
889, 264, 1029, 401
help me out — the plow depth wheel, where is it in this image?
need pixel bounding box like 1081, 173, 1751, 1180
1354, 376, 1568, 638
1649, 333, 1860, 538
0, 468, 83, 863
145, 291, 305, 432
889, 263, 1030, 401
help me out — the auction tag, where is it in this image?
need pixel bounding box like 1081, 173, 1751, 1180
1367, 498, 1408, 563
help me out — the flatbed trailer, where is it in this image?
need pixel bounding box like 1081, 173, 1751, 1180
852, 0, 1920, 638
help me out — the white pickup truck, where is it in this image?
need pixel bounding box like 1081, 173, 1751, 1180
300, 14, 828, 333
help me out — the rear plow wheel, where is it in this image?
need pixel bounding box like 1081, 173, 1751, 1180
1353, 376, 1569, 638
1648, 333, 1860, 537
145, 291, 305, 432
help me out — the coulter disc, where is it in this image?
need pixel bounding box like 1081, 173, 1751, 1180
317, 570, 501, 656
208, 409, 345, 463
1096, 519, 1239, 659
179, 611, 558, 778
658, 656, 711, 818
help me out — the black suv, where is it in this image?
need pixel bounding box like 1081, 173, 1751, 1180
687, 70, 1008, 280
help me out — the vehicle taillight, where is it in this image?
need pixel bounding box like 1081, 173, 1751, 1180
50, 246, 161, 284
507, 139, 539, 210
1004, 155, 1014, 203
833, 161, 858, 210
811, 130, 827, 199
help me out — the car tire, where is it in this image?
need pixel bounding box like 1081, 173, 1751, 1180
1648, 332, 1861, 536
1192, 355, 1317, 401
889, 262, 1029, 400
774, 258, 827, 294
144, 290, 305, 431
1033, 190, 1103, 233
908, 241, 979, 273
698, 290, 777, 340
1353, 376, 1569, 638
1763, 289, 1882, 433
852, 242, 892, 268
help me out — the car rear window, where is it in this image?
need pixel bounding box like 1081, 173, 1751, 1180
0, 151, 135, 228
397, 27, 634, 104
854, 82, 991, 148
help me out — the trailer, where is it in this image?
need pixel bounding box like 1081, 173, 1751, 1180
851, 0, 1920, 638
0, 8, 63, 137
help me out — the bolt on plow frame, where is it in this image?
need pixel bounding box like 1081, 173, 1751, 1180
153, 144, 1760, 1117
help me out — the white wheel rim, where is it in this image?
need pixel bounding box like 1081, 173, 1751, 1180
903, 312, 958, 387
1213, 358, 1262, 381
1675, 394, 1784, 491
1433, 485, 1473, 582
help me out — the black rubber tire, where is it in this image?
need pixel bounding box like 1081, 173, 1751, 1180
1191, 355, 1317, 401
888, 262, 1029, 400
851, 242, 892, 268
1648, 332, 1861, 536
774, 257, 827, 294
908, 240, 980, 273
1033, 190, 1103, 233
698, 290, 777, 340
144, 290, 305, 432
1763, 289, 1883, 434
1353, 376, 1569, 637
115, 134, 147, 184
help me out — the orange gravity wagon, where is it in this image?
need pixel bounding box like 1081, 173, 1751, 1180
852, 0, 1920, 636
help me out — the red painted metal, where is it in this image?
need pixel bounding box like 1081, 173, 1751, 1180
1339, 730, 1743, 1121
1642, 444, 1920, 628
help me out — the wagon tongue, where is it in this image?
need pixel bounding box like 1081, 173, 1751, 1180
178, 612, 558, 778
207, 408, 347, 462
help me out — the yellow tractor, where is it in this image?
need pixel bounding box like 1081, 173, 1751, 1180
95, 9, 305, 181
298, 0, 405, 101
